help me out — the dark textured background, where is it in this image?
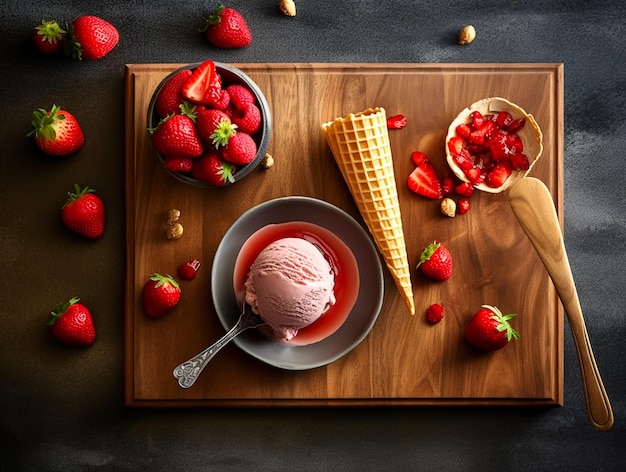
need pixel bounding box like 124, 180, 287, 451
1, 1, 624, 470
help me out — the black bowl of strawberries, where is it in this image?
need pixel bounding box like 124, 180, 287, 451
147, 60, 272, 187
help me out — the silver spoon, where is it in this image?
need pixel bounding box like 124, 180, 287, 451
173, 302, 266, 389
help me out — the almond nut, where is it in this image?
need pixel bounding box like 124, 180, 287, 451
166, 222, 184, 240
261, 153, 274, 169
458, 25, 476, 45
279, 0, 296, 17
167, 208, 181, 225
440, 198, 457, 218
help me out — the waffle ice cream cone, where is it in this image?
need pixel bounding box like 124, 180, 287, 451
321, 107, 415, 315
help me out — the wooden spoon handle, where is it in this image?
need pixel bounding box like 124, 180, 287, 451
508, 177, 613, 431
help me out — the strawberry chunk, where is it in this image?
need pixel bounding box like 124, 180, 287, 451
407, 161, 443, 199
410, 151, 430, 166
426, 303, 444, 324
486, 161, 512, 188
181, 60, 222, 104
387, 114, 407, 129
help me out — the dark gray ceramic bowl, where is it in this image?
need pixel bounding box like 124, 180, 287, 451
147, 62, 272, 187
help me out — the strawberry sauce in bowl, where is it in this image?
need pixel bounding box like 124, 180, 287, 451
445, 97, 543, 193
146, 60, 272, 188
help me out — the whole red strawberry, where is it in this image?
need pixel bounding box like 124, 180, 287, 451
142, 273, 181, 318
192, 152, 236, 186
155, 69, 193, 117
149, 105, 203, 160
196, 108, 234, 146
201, 5, 252, 48
32, 20, 66, 54
47, 297, 96, 346
66, 15, 119, 60
61, 184, 105, 239
417, 241, 453, 281
464, 305, 520, 351
28, 104, 85, 156
221, 131, 257, 165
231, 102, 261, 135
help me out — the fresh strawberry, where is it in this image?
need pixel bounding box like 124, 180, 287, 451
177, 259, 201, 280
221, 131, 257, 165
164, 156, 194, 174
407, 161, 442, 199
486, 161, 512, 188
231, 102, 261, 135
417, 241, 453, 281
66, 15, 119, 60
458, 199, 470, 214
205, 88, 231, 110
149, 106, 203, 160
387, 114, 407, 129
509, 153, 530, 171
28, 105, 85, 156
32, 20, 66, 54
142, 273, 181, 318
464, 304, 520, 351
454, 181, 474, 197
155, 70, 193, 117
440, 176, 454, 196
410, 150, 430, 166
426, 303, 444, 324
61, 184, 105, 239
192, 152, 236, 186
505, 117, 526, 133
226, 84, 256, 109
196, 108, 233, 146
47, 297, 96, 346
181, 60, 222, 105
201, 5, 252, 48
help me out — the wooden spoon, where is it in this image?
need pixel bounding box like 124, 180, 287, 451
508, 177, 613, 431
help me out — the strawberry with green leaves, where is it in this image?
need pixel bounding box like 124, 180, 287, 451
192, 151, 236, 186
196, 108, 234, 147
155, 69, 193, 117
32, 20, 66, 54
417, 241, 453, 281
28, 104, 85, 156
149, 103, 203, 160
201, 5, 252, 48
47, 297, 96, 347
61, 185, 106, 239
464, 305, 520, 351
142, 274, 181, 318
65, 15, 119, 60
221, 131, 257, 165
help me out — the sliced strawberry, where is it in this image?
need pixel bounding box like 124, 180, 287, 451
410, 150, 430, 166
407, 161, 442, 199
486, 161, 512, 188
177, 259, 201, 280
470, 110, 485, 129
452, 148, 474, 170
441, 176, 454, 196
458, 199, 470, 214
505, 117, 526, 133
181, 60, 221, 104
494, 111, 513, 128
447, 136, 465, 156
468, 120, 496, 146
510, 153, 530, 171
455, 123, 472, 139
454, 181, 474, 197
387, 114, 407, 129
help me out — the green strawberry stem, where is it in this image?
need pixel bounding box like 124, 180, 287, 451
36, 20, 66, 42
63, 184, 96, 208
47, 296, 80, 326
417, 241, 440, 267
27, 104, 65, 140
483, 304, 520, 341
210, 120, 237, 148
150, 273, 180, 290
201, 4, 226, 31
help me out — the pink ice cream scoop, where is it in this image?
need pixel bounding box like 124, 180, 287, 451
244, 237, 336, 341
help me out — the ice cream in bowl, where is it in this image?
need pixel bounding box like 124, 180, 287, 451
172, 197, 384, 386
445, 97, 544, 193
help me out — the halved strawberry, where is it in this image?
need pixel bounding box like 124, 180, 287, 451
447, 136, 465, 156
407, 161, 442, 199
410, 150, 430, 166
454, 181, 474, 197
181, 60, 222, 105
486, 161, 512, 188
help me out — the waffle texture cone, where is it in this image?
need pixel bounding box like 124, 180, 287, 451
321, 107, 415, 315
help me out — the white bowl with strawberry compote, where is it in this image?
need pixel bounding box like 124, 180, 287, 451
147, 60, 272, 187
445, 97, 543, 193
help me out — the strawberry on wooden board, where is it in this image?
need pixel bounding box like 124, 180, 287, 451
47, 297, 96, 347
386, 114, 407, 129
61, 184, 105, 239
192, 151, 236, 186
155, 69, 193, 117
28, 104, 85, 156
181, 60, 222, 105
177, 259, 201, 280
407, 160, 443, 199
201, 5, 252, 48
65, 15, 119, 60
149, 105, 204, 160
464, 305, 520, 351
32, 20, 66, 54
142, 273, 181, 318
221, 131, 257, 165
417, 241, 453, 281
426, 303, 444, 324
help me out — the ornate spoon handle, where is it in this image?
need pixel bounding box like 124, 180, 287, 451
173, 304, 265, 389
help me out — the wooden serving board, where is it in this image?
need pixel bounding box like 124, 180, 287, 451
124, 63, 564, 407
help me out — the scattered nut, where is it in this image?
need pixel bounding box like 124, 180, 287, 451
440, 198, 457, 218
261, 153, 274, 169
167, 208, 181, 225
458, 25, 476, 45
279, 0, 296, 17
166, 222, 184, 240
